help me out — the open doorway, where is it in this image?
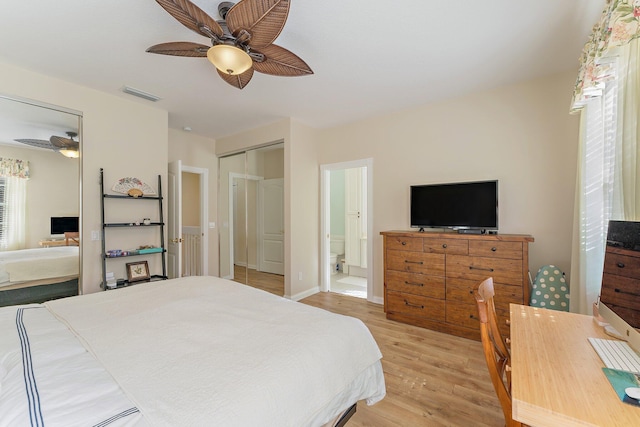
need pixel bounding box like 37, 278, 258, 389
167, 161, 209, 279
320, 159, 373, 300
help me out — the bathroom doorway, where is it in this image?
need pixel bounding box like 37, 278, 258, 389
320, 159, 373, 300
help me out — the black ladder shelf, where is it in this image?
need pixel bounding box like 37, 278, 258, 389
100, 168, 167, 289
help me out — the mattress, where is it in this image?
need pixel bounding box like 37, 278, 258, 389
0, 246, 79, 287
0, 276, 386, 426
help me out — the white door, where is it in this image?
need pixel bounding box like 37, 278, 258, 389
168, 160, 183, 279
345, 168, 362, 267
258, 178, 284, 275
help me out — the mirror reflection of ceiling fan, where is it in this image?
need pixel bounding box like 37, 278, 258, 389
14, 131, 79, 158
147, 0, 313, 89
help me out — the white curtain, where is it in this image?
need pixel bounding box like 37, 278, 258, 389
570, 39, 640, 314
1, 176, 27, 251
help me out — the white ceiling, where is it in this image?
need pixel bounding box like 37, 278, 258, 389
0, 0, 603, 140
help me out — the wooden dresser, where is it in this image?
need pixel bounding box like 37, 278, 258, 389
381, 230, 534, 340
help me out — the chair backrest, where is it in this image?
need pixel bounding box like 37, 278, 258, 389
64, 232, 79, 246
475, 277, 523, 427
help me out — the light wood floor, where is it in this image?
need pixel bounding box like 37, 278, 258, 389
235, 267, 505, 426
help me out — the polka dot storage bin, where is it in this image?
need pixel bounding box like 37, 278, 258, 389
530, 265, 569, 311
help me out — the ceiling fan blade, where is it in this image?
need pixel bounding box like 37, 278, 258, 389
50, 136, 79, 150
217, 67, 254, 89
14, 139, 53, 149
226, 0, 290, 49
155, 0, 223, 38
252, 44, 312, 76
146, 42, 209, 57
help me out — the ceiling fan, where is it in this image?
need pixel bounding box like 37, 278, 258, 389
14, 131, 79, 158
147, 0, 313, 89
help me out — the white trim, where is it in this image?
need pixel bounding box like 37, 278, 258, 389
289, 286, 321, 302
320, 158, 374, 302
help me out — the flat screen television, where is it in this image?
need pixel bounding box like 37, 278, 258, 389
50, 216, 79, 235
410, 180, 498, 232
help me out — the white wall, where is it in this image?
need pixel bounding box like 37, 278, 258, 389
0, 60, 168, 294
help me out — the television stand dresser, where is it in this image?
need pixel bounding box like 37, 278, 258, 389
381, 230, 534, 340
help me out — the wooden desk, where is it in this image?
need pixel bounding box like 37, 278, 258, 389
510, 304, 640, 426
39, 239, 67, 247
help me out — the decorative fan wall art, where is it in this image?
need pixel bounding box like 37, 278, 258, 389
112, 177, 157, 197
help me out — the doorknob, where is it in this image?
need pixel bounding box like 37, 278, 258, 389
171, 238, 183, 243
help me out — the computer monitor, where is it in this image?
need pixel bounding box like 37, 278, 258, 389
597, 220, 640, 352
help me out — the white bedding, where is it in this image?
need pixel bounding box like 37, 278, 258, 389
1, 276, 385, 426
0, 246, 79, 287
0, 305, 147, 427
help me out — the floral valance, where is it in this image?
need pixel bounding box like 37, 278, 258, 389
0, 157, 30, 179
571, 0, 640, 112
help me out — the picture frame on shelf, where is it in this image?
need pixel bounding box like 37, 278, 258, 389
126, 261, 150, 282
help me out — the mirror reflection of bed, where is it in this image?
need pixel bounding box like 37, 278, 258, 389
0, 95, 81, 307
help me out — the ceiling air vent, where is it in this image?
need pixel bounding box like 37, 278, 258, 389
121, 86, 161, 102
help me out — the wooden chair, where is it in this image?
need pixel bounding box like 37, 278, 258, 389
64, 232, 79, 246
474, 277, 523, 427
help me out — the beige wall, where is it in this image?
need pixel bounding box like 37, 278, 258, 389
0, 145, 78, 248
167, 127, 218, 276
182, 172, 200, 226
216, 70, 579, 303
317, 70, 580, 300
0, 61, 168, 294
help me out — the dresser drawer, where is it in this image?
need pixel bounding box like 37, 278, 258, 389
385, 270, 445, 299
603, 251, 640, 280
423, 238, 468, 255
446, 255, 523, 285
446, 301, 511, 336
445, 301, 479, 330
469, 240, 522, 259
601, 273, 640, 311
386, 290, 445, 321
386, 250, 445, 276
385, 235, 423, 252
446, 277, 524, 306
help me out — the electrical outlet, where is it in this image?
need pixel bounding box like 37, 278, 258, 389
298, 272, 302, 280
91, 230, 100, 241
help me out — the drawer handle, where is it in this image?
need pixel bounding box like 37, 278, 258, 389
469, 266, 494, 272
404, 299, 424, 309
491, 247, 497, 252
442, 243, 447, 249
404, 281, 424, 287
401, 241, 407, 246
405, 260, 424, 265
469, 314, 478, 320
617, 262, 625, 268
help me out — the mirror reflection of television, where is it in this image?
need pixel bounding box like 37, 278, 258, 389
50, 216, 79, 236
598, 220, 640, 351
410, 180, 498, 232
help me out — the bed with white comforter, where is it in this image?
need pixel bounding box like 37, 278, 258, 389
0, 246, 79, 288
0, 276, 386, 426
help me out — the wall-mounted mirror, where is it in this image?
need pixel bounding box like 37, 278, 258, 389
218, 143, 284, 296
0, 94, 82, 306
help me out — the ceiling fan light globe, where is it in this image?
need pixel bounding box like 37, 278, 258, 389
59, 149, 79, 158
207, 45, 252, 75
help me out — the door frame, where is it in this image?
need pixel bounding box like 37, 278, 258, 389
320, 158, 374, 301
